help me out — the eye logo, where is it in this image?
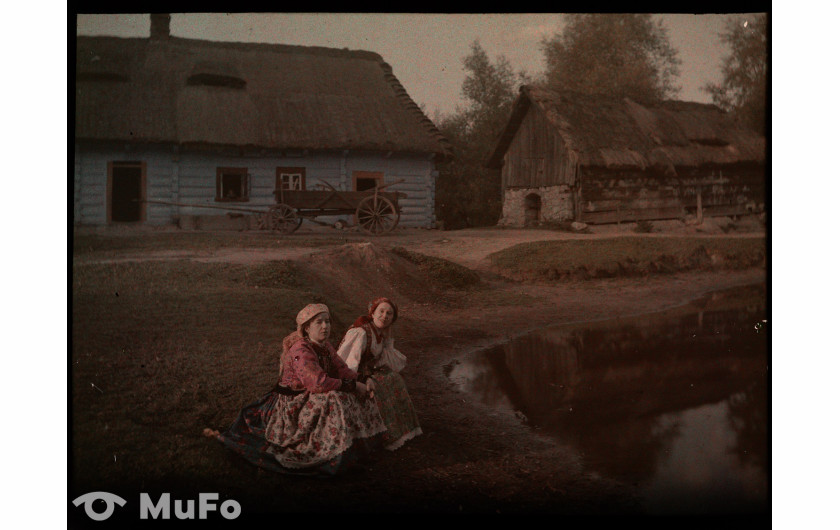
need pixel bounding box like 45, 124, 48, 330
72, 492, 127, 521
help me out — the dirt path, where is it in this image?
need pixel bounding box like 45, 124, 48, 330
74, 218, 765, 271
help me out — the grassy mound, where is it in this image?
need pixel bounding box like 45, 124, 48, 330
488, 236, 766, 281
390, 246, 482, 290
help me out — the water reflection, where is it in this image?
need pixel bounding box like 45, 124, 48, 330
446, 284, 768, 514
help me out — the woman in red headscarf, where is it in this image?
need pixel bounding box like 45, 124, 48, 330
336, 297, 422, 451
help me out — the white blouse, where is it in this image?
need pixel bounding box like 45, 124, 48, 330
336, 327, 407, 373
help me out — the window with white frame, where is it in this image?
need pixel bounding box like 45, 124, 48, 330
276, 167, 306, 191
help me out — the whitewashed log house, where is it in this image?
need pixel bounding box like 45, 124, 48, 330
75, 14, 450, 229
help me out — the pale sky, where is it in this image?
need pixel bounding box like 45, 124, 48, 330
75, 12, 745, 118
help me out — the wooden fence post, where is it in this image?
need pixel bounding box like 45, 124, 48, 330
696, 186, 703, 223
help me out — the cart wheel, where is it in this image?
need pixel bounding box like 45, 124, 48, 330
267, 204, 301, 234
355, 195, 399, 235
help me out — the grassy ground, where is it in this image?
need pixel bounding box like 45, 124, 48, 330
489, 237, 766, 280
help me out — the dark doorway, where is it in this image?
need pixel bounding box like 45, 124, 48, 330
109, 162, 145, 222
524, 193, 541, 226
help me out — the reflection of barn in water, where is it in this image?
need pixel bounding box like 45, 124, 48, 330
497, 286, 767, 481
504, 294, 764, 416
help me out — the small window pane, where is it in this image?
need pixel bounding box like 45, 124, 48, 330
280, 173, 303, 190
216, 167, 248, 201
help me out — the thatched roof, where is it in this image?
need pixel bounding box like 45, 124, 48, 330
487, 85, 765, 172
75, 35, 451, 157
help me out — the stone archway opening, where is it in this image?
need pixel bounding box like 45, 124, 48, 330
524, 193, 541, 227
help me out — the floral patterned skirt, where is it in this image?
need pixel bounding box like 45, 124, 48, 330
218, 387, 385, 475
371, 369, 422, 451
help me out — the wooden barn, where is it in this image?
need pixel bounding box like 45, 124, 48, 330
74, 14, 451, 230
486, 85, 766, 227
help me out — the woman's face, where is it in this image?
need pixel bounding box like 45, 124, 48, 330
305, 312, 331, 344
371, 303, 394, 330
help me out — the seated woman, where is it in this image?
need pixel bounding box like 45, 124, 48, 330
336, 297, 422, 451
206, 303, 385, 475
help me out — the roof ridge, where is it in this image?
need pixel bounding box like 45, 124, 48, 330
76, 34, 386, 62
524, 84, 724, 112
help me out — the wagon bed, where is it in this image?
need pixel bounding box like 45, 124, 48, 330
274, 189, 402, 211
265, 181, 405, 234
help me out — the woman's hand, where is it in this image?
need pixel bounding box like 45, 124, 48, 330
355, 381, 374, 400
365, 378, 376, 396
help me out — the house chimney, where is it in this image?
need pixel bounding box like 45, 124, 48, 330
150, 13, 171, 39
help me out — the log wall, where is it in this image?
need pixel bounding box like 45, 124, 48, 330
74, 143, 438, 228
578, 166, 765, 224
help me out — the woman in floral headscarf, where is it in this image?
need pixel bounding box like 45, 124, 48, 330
336, 297, 422, 451
205, 303, 385, 475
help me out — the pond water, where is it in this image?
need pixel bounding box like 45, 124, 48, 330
445, 284, 768, 515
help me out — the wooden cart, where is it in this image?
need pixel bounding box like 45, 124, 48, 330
141, 180, 404, 235
263, 180, 405, 235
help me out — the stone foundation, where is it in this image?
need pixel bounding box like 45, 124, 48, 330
498, 185, 574, 227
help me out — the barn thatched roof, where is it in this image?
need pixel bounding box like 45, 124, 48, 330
487, 85, 765, 172
75, 35, 451, 157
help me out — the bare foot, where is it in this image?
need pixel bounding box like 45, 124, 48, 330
202, 428, 220, 439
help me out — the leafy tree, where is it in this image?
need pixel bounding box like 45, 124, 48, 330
435, 41, 527, 229
540, 14, 681, 103
459, 42, 524, 145
703, 14, 767, 133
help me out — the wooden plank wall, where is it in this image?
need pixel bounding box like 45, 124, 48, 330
677, 167, 766, 214
579, 167, 765, 224
501, 107, 576, 190
74, 144, 83, 224
579, 169, 682, 224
